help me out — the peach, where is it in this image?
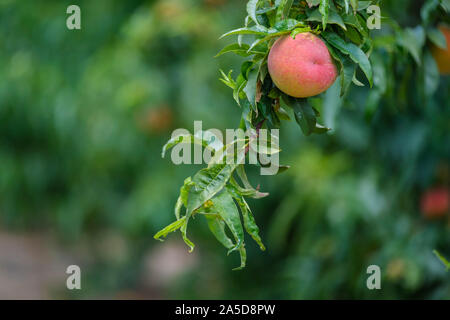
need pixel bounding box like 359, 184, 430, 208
268, 33, 338, 98
431, 25, 450, 75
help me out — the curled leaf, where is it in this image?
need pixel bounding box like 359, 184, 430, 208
211, 191, 246, 268
205, 214, 235, 250
154, 216, 186, 241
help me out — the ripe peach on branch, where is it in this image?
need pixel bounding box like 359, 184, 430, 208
268, 32, 338, 98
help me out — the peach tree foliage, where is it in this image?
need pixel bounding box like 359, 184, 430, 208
153, 0, 445, 270
153, 0, 377, 270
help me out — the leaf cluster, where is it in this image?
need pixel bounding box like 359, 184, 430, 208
217, 0, 377, 136
155, 130, 277, 269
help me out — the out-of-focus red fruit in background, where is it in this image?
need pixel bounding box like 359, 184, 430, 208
431, 25, 450, 75
137, 104, 173, 134
421, 188, 449, 219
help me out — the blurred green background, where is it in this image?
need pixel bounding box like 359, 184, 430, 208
0, 0, 448, 299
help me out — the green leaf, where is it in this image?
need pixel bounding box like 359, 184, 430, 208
238, 16, 251, 47
313, 123, 331, 134
344, 0, 349, 13
231, 191, 265, 251
421, 0, 440, 26
272, 19, 304, 32
322, 80, 342, 129
345, 26, 363, 45
228, 176, 269, 199
215, 43, 266, 57
342, 13, 367, 37
350, 0, 358, 12
427, 28, 447, 49
233, 73, 247, 106
211, 192, 246, 268
275, 165, 290, 174
205, 214, 235, 250
219, 69, 236, 90
174, 196, 183, 220
276, 0, 294, 20
423, 50, 439, 98
220, 26, 268, 39
441, 0, 450, 12
180, 177, 194, 207
283, 96, 317, 135
187, 164, 238, 216
276, 106, 291, 120
319, 0, 330, 30
307, 8, 346, 30
352, 74, 365, 86
357, 1, 372, 11
248, 31, 290, 53
258, 58, 268, 83
397, 26, 425, 65
182, 163, 239, 251
234, 246, 247, 271
322, 32, 373, 86
256, 6, 277, 15
178, 177, 199, 252
241, 60, 254, 80
240, 202, 265, 251
154, 216, 186, 241
180, 222, 196, 253
338, 50, 356, 96
291, 27, 311, 39
244, 67, 260, 108
236, 165, 269, 199
247, 0, 260, 25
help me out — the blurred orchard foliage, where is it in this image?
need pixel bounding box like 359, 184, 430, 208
0, 0, 448, 298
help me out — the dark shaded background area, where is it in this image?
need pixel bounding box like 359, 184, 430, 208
0, 0, 448, 299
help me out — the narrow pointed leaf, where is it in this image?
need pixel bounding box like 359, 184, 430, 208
319, 0, 330, 30
215, 43, 266, 57
322, 32, 373, 86
283, 96, 316, 135
220, 26, 268, 39
236, 165, 269, 198
211, 192, 245, 268
244, 67, 259, 108
154, 216, 186, 241
205, 215, 235, 249
229, 190, 265, 251
247, 0, 260, 25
